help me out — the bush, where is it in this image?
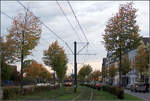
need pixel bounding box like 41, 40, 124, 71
102, 85, 124, 99
3, 86, 20, 99
2, 85, 60, 99
23, 87, 34, 95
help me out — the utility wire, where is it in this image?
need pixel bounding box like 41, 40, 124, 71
17, 0, 74, 54
1, 11, 51, 46
56, 0, 82, 42
1, 11, 14, 20
0, 10, 69, 61
67, 0, 89, 42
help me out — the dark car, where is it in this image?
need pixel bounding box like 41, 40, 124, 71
64, 80, 72, 87
131, 82, 149, 93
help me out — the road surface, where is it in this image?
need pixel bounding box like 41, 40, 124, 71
125, 89, 150, 101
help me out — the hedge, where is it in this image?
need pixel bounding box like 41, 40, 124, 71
2, 85, 59, 99
102, 85, 124, 99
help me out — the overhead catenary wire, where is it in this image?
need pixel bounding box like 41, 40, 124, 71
0, 11, 66, 60
67, 0, 89, 43
17, 0, 74, 54
56, 0, 82, 42
1, 10, 14, 20
0, 11, 50, 44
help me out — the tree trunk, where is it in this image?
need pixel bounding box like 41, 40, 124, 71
54, 71, 56, 89
59, 79, 62, 88
20, 30, 24, 95
119, 46, 122, 87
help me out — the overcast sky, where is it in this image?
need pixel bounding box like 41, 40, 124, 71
1, 1, 149, 74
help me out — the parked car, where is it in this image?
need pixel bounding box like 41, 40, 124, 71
87, 81, 91, 87
64, 80, 72, 87
131, 82, 149, 92
94, 81, 102, 90
126, 84, 133, 90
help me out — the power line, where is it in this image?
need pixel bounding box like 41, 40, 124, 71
67, 0, 89, 42
1, 11, 48, 42
1, 11, 14, 20
0, 11, 70, 59
56, 0, 82, 42
17, 0, 74, 54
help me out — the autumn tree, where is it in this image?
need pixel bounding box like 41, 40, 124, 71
92, 70, 101, 81
134, 46, 149, 81
103, 2, 141, 86
1, 63, 13, 81
102, 66, 107, 82
24, 59, 34, 68
0, 37, 16, 65
43, 41, 68, 85
109, 64, 117, 78
122, 54, 131, 75
108, 64, 117, 85
0, 37, 18, 82
6, 10, 42, 91
78, 64, 92, 81
24, 61, 51, 82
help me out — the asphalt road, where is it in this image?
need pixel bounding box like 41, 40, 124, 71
125, 89, 150, 101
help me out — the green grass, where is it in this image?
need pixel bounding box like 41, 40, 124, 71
11, 86, 81, 100
9, 86, 143, 100
76, 86, 91, 100
92, 88, 143, 101
93, 89, 118, 100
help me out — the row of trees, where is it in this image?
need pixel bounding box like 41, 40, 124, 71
1, 10, 68, 91
78, 64, 102, 82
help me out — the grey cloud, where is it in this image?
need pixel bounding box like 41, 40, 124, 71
1, 1, 149, 68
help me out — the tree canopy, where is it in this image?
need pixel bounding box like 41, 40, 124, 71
122, 54, 131, 75
103, 2, 141, 86
43, 41, 68, 82
6, 11, 42, 62
134, 46, 149, 79
103, 2, 141, 56
109, 64, 117, 78
92, 70, 101, 81
78, 64, 92, 81
24, 61, 51, 81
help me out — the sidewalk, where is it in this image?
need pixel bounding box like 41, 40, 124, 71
125, 89, 150, 101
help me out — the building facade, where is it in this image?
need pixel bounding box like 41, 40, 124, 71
102, 37, 150, 86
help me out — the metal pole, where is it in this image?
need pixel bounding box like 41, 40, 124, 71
74, 41, 77, 93
0, 22, 2, 99
149, 18, 150, 83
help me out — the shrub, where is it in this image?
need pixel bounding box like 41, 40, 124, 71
23, 87, 34, 95
102, 85, 124, 99
2, 85, 60, 99
3, 86, 20, 99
